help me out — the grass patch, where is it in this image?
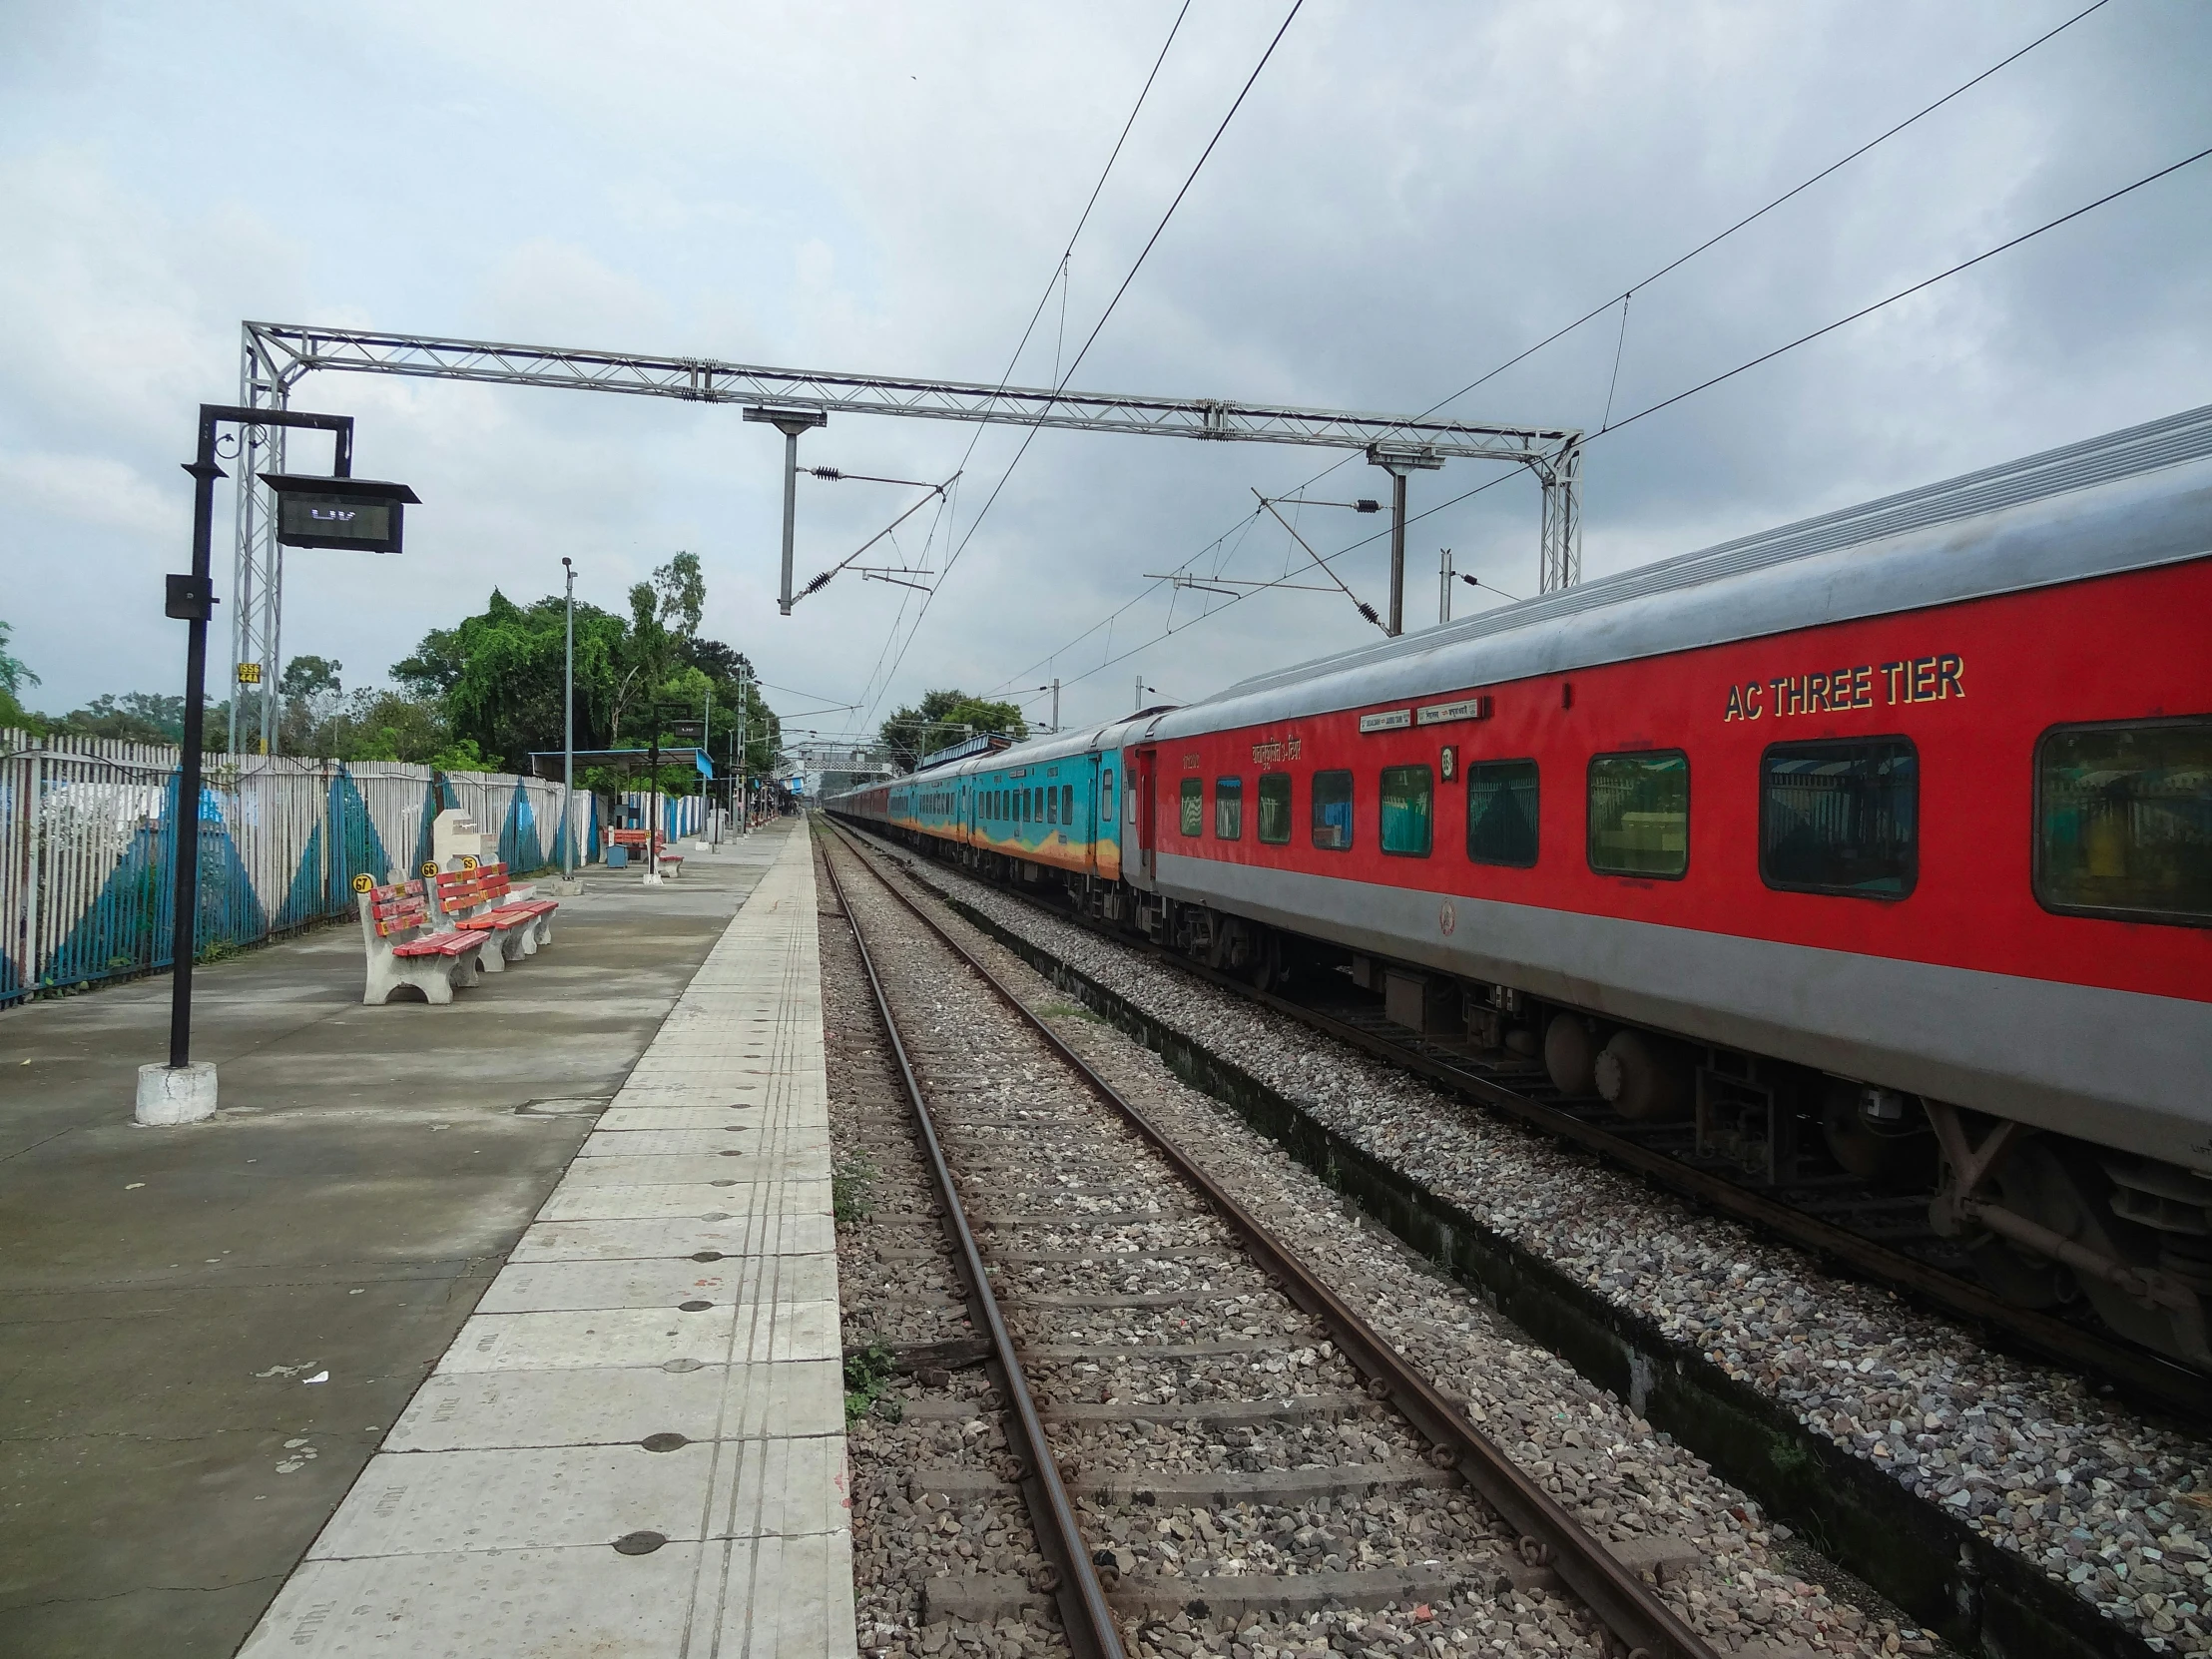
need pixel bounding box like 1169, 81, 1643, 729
842, 1342, 900, 1423
831, 1156, 876, 1225
1033, 998, 1102, 1023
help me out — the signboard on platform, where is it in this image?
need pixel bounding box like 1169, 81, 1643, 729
259, 473, 420, 554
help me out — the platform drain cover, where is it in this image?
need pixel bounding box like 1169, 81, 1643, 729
614, 1530, 667, 1555
515, 1096, 609, 1116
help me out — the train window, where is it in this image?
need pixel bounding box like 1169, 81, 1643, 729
1257, 774, 1293, 844
1180, 777, 1204, 836
1312, 770, 1354, 850
1588, 751, 1689, 878
1216, 777, 1244, 839
1047, 787, 1058, 826
1380, 766, 1433, 856
1466, 759, 1539, 866
1761, 739, 1918, 897
2035, 718, 2212, 925
1062, 784, 1075, 824
1102, 771, 1114, 822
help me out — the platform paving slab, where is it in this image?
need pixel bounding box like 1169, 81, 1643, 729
0, 824, 795, 1659
237, 823, 856, 1659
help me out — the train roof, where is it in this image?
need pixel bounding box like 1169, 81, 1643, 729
826, 402, 2212, 800
1158, 400, 2212, 736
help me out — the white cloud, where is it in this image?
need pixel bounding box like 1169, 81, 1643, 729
0, 0, 2206, 732
0, 449, 171, 536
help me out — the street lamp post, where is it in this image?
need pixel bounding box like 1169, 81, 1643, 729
141, 403, 415, 1127
737, 665, 750, 835
561, 557, 575, 878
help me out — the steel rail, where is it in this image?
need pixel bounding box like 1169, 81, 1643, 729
826, 821, 1721, 1659
843, 824, 2212, 1425
819, 835, 1127, 1659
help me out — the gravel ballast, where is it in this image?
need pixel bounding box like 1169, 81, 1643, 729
826, 830, 1943, 1659
846, 829, 2212, 1657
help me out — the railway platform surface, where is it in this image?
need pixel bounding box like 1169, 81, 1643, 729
237, 820, 850, 1656
0, 819, 844, 1659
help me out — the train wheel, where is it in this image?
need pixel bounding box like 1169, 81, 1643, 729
1252, 932, 1285, 994
1543, 1014, 1600, 1097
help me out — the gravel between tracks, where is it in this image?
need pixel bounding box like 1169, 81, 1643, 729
851, 829, 2212, 1656
830, 830, 1928, 1659
821, 850, 1075, 1659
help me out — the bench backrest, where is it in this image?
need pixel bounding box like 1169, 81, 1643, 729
362, 880, 429, 937
427, 861, 515, 916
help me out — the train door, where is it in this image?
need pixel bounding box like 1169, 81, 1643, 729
1081, 754, 1100, 876
1133, 747, 1158, 883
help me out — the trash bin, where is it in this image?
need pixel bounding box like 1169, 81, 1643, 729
606, 844, 629, 869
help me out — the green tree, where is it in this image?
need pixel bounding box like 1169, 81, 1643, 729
0, 620, 39, 731
878, 690, 1025, 773
313, 688, 454, 764
278, 655, 343, 753
384, 551, 779, 786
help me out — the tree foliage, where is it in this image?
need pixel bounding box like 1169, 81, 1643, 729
2, 553, 782, 796
878, 689, 1026, 774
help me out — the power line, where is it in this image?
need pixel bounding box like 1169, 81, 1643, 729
849, 2, 1193, 726
1024, 131, 2212, 704
1599, 139, 2212, 437
865, 0, 1304, 724
978, 1, 2116, 698
1425, 0, 2116, 419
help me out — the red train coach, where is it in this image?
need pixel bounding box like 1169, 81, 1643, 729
1125, 406, 2212, 1366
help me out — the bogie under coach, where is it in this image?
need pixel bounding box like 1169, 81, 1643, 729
830, 405, 2212, 1368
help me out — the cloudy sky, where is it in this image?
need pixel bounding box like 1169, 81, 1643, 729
2, 0, 2206, 756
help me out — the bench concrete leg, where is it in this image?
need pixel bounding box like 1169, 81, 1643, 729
471, 931, 507, 972
449, 945, 485, 988
509, 923, 539, 959
363, 956, 405, 1005
405, 961, 458, 1005
365, 957, 461, 1005
532, 915, 555, 948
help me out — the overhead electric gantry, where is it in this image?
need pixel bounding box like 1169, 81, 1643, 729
227, 319, 1583, 751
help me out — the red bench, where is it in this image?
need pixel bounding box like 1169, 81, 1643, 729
423, 860, 559, 969
607, 827, 684, 875
352, 877, 488, 1004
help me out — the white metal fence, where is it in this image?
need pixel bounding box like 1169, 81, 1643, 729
0, 731, 602, 1004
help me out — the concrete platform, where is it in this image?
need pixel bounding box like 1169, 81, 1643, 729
238, 825, 855, 1658
0, 823, 803, 1658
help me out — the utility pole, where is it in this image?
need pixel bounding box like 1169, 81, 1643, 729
737, 664, 750, 835
746, 405, 829, 614
1367, 443, 1442, 638
1051, 677, 1060, 735
561, 557, 575, 877
1438, 548, 1453, 626
644, 719, 664, 885
1135, 676, 1144, 715
703, 682, 713, 845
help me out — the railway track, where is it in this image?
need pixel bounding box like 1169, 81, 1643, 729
836, 824, 2211, 1428
821, 824, 1746, 1659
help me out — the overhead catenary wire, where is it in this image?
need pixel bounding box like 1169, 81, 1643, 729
865, 0, 1304, 725
848, 2, 1195, 723
1598, 138, 2212, 437
980, 0, 2118, 701
1020, 132, 2212, 701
